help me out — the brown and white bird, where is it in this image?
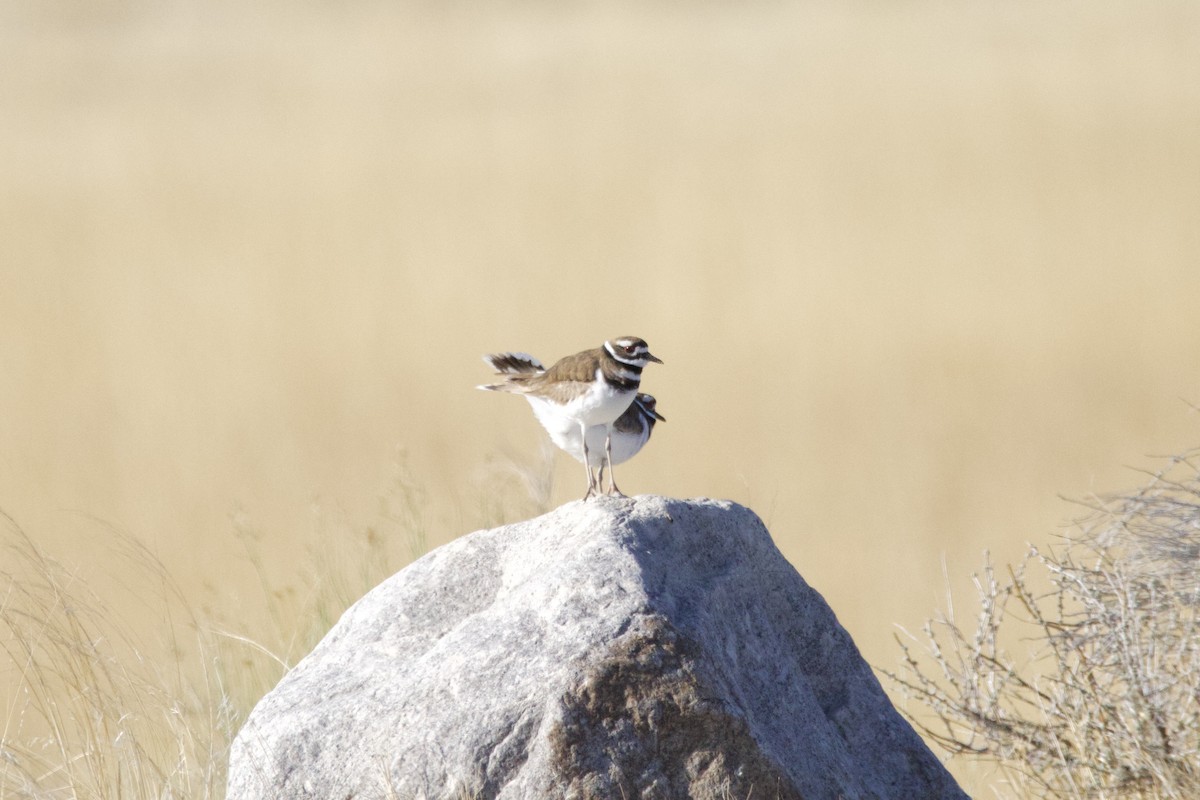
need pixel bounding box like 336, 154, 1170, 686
481, 351, 666, 496
478, 337, 663, 499
588, 393, 665, 495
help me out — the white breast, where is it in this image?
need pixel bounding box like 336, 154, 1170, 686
557, 367, 636, 428
606, 424, 650, 466
525, 396, 647, 468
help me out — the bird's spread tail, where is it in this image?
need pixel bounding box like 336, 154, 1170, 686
482, 352, 545, 375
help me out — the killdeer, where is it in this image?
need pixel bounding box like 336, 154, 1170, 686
593, 393, 664, 495
481, 351, 666, 496
478, 337, 663, 499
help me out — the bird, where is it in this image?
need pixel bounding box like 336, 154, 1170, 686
478, 337, 663, 499
481, 351, 666, 496
592, 393, 665, 495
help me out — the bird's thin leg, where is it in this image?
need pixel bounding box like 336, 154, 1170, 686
586, 465, 599, 500
581, 423, 597, 500
605, 429, 626, 498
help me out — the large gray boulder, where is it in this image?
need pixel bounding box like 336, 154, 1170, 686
228, 496, 966, 800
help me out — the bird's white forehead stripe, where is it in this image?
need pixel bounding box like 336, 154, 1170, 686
606, 338, 653, 365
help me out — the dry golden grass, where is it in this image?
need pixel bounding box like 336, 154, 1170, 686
2, 1, 1200, 795
0, 513, 232, 798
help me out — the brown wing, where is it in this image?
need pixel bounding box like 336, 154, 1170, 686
541, 348, 603, 383
479, 346, 603, 401
489, 347, 601, 402
529, 377, 596, 404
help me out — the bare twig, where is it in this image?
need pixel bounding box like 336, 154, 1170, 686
884, 448, 1200, 799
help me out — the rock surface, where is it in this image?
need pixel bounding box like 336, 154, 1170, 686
227, 496, 967, 800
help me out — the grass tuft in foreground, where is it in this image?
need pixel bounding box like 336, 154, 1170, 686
0, 513, 234, 799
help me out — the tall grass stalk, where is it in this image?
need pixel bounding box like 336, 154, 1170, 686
1, 464, 449, 798
0, 513, 233, 799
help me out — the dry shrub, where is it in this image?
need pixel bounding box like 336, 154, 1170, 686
888, 449, 1200, 798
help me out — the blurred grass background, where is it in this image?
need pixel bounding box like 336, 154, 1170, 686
2, 0, 1199, 793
